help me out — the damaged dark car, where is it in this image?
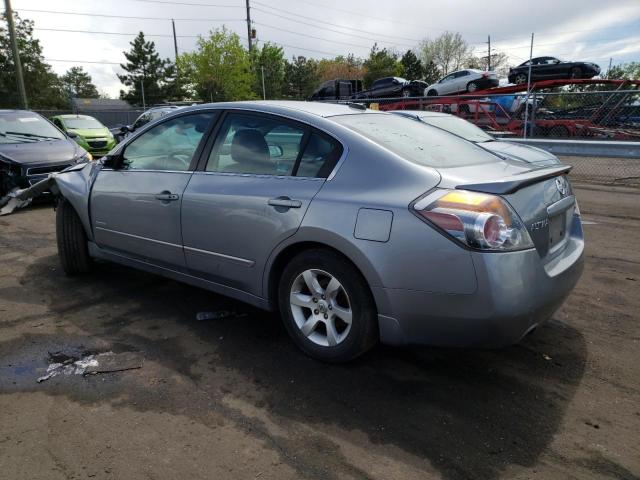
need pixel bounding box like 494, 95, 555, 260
0, 110, 92, 206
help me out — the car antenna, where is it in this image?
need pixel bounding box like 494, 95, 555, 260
346, 102, 367, 111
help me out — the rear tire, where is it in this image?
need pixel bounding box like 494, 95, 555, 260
467, 81, 479, 93
278, 249, 378, 363
56, 198, 92, 275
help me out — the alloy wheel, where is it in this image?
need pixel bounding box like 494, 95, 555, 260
515, 73, 528, 84
289, 269, 353, 347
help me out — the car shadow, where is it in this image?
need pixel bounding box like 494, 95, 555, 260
1, 255, 588, 480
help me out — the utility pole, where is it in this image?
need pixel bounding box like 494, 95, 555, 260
608, 57, 613, 77
261, 65, 266, 100
523, 33, 534, 139
171, 19, 179, 61
245, 0, 252, 51
4, 0, 28, 109
140, 78, 146, 110
487, 35, 491, 71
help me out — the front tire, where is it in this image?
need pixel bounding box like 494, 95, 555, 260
570, 66, 582, 79
514, 73, 528, 85
56, 198, 92, 275
278, 249, 378, 362
426, 89, 437, 97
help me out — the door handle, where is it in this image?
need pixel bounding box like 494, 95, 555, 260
268, 197, 302, 209
155, 192, 179, 202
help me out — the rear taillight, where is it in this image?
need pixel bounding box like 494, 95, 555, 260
413, 189, 534, 251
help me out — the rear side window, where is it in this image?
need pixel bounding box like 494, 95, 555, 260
296, 132, 342, 178
206, 113, 305, 175
332, 113, 496, 168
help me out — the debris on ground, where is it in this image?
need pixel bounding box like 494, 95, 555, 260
0, 188, 32, 216
37, 350, 143, 383
0, 175, 56, 216
196, 310, 247, 321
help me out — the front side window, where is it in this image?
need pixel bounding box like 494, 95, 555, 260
122, 113, 215, 171
206, 113, 305, 176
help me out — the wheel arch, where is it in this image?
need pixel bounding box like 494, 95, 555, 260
263, 232, 386, 314
51, 165, 97, 241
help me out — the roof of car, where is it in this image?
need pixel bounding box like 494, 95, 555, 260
185, 100, 381, 118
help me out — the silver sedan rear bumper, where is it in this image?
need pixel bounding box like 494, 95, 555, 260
375, 226, 584, 348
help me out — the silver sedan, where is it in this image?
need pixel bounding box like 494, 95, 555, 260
52, 101, 584, 362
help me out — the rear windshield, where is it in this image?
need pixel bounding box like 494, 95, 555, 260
332, 113, 496, 168
0, 112, 65, 144
63, 116, 104, 129
419, 115, 493, 143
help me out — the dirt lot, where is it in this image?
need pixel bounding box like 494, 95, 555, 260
0, 183, 638, 480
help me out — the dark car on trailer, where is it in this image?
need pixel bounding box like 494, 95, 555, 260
508, 56, 600, 84
352, 77, 427, 99
0, 110, 91, 197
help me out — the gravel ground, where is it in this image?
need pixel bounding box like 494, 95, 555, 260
0, 183, 638, 480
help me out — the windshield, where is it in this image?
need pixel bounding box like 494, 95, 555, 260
63, 116, 104, 129
419, 115, 494, 143
0, 112, 65, 144
332, 113, 496, 168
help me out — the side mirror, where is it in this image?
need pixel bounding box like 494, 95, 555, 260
101, 154, 125, 169
67, 131, 78, 139
120, 125, 131, 134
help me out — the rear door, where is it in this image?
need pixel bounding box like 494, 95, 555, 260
181, 111, 343, 296
90, 112, 217, 269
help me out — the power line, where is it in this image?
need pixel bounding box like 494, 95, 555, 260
260, 0, 485, 37
16, 8, 244, 22
128, 0, 240, 6
255, 22, 370, 50
46, 58, 123, 65
252, 6, 414, 49
35, 27, 201, 38
254, 1, 420, 43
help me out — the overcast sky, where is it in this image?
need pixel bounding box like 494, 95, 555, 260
8, 0, 640, 97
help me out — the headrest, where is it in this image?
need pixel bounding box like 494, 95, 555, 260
230, 129, 269, 165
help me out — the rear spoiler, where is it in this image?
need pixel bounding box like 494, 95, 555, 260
456, 165, 572, 195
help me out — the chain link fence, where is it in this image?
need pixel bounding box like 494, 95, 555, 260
328, 89, 640, 186
35, 109, 145, 128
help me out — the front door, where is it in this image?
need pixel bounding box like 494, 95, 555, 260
90, 112, 217, 269
181, 111, 343, 296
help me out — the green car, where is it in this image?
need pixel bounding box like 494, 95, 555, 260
50, 114, 117, 158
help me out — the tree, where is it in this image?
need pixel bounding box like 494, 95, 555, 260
400, 50, 423, 80
0, 12, 67, 108
468, 51, 510, 77
118, 32, 179, 106
252, 42, 285, 99
61, 67, 99, 98
363, 44, 400, 88
606, 62, 640, 80
317, 54, 365, 83
177, 27, 255, 102
418, 32, 472, 76
283, 56, 318, 99
423, 60, 441, 84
